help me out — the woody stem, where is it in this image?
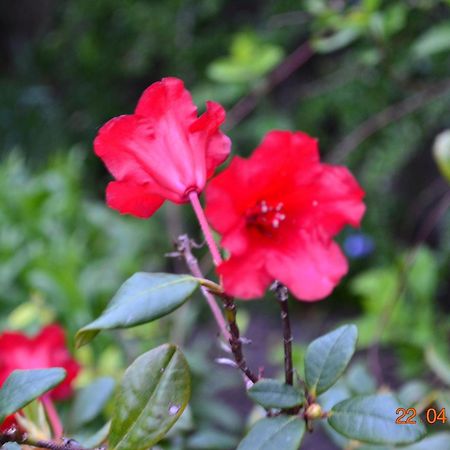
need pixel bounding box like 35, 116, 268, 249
188, 191, 223, 266
220, 293, 259, 384
272, 282, 294, 385
41, 395, 63, 440
0, 429, 93, 450
176, 235, 230, 341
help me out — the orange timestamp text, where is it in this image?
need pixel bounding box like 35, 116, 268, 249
396, 407, 447, 425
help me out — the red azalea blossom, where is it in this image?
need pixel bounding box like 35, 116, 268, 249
0, 324, 80, 431
205, 130, 365, 301
94, 77, 231, 218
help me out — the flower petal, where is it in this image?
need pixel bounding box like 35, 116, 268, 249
218, 247, 272, 299
135, 77, 197, 121
190, 101, 231, 178
286, 165, 365, 236
205, 157, 258, 235
106, 181, 164, 219
266, 230, 348, 301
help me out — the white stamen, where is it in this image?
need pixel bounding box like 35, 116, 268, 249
261, 202, 268, 213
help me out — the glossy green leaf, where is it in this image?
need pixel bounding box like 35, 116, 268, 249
0, 368, 66, 422
305, 324, 358, 396
76, 273, 198, 347
70, 376, 115, 429
109, 344, 191, 450
248, 379, 304, 409
237, 416, 305, 450
400, 432, 450, 449
328, 394, 426, 445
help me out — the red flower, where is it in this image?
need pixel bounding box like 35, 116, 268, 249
205, 131, 365, 301
0, 324, 80, 430
94, 77, 231, 218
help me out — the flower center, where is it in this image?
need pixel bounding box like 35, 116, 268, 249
246, 200, 286, 234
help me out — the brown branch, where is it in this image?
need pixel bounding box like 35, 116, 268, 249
176, 235, 258, 383
328, 79, 450, 163
219, 293, 259, 384
271, 282, 294, 385
225, 41, 314, 130
175, 235, 230, 341
0, 428, 100, 450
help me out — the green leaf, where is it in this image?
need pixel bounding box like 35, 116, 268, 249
328, 394, 426, 445
248, 379, 304, 409
207, 32, 283, 84
237, 416, 305, 450
304, 324, 358, 396
413, 22, 450, 58
345, 363, 377, 395
0, 368, 66, 422
80, 422, 111, 448
433, 129, 450, 183
425, 345, 450, 384
187, 429, 238, 449
400, 432, 450, 449
70, 377, 115, 429
398, 381, 430, 408
2, 444, 21, 450
76, 273, 198, 347
312, 29, 361, 53
109, 344, 191, 450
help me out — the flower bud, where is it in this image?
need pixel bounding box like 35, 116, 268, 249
305, 403, 323, 420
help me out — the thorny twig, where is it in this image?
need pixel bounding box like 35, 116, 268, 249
174, 234, 230, 341
0, 428, 104, 450
175, 235, 258, 384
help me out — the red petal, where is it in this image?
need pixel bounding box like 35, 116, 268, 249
190, 101, 231, 178
135, 77, 197, 121
284, 165, 365, 237
35, 324, 66, 348
252, 131, 320, 175
205, 157, 258, 235
94, 114, 153, 184
218, 247, 272, 299
106, 181, 164, 218
266, 230, 348, 301
0, 414, 18, 432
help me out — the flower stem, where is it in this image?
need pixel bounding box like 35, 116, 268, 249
188, 191, 223, 266
177, 235, 230, 341
272, 282, 294, 385
41, 395, 63, 440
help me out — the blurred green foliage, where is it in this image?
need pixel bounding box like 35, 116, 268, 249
0, 153, 167, 335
